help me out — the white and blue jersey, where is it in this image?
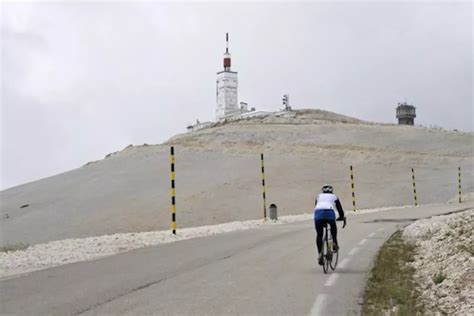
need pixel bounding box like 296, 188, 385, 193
314, 193, 344, 221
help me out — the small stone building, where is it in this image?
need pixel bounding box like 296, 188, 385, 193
396, 102, 416, 125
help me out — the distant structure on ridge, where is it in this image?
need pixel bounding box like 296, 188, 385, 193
396, 102, 416, 125
215, 33, 250, 121
186, 33, 294, 132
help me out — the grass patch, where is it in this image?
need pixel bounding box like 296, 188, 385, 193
0, 242, 29, 253
432, 272, 446, 285
362, 230, 424, 316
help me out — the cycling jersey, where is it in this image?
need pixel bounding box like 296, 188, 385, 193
314, 193, 345, 221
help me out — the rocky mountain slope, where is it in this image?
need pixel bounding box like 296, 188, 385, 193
403, 209, 473, 315
1, 109, 473, 246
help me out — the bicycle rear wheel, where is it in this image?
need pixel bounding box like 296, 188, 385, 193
322, 228, 329, 274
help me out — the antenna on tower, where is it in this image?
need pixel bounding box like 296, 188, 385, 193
226, 33, 229, 53
223, 33, 231, 71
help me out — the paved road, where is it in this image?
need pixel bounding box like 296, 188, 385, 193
1, 202, 472, 315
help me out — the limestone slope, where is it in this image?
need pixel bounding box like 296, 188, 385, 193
1, 109, 473, 246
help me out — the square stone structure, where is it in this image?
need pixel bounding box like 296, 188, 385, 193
216, 70, 239, 120
396, 102, 416, 125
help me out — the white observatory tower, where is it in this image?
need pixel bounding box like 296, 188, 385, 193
215, 33, 239, 121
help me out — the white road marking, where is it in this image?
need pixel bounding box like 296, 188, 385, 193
338, 258, 351, 268
368, 232, 376, 238
377, 227, 385, 232
310, 294, 329, 316
324, 273, 339, 287
348, 247, 360, 256
358, 239, 367, 246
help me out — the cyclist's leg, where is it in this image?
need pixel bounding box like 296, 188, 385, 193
329, 219, 338, 250
315, 219, 324, 254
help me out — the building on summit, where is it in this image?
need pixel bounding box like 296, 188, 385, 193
396, 102, 416, 125
186, 33, 294, 132
216, 33, 242, 120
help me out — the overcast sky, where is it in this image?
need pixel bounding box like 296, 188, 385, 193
1, 1, 472, 190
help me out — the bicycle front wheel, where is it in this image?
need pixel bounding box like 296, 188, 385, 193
329, 244, 338, 270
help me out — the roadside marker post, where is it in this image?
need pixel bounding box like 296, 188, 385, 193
261, 153, 267, 220
458, 166, 462, 203
411, 168, 418, 207
349, 165, 356, 212
170, 146, 177, 234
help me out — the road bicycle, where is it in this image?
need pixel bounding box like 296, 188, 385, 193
321, 217, 347, 274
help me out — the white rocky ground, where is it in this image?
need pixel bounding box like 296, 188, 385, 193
403, 209, 474, 315
0, 214, 309, 278
1, 109, 472, 248
0, 205, 411, 279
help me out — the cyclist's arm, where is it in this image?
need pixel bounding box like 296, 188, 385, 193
335, 199, 345, 219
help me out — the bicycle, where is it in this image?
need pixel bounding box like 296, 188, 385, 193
321, 217, 347, 274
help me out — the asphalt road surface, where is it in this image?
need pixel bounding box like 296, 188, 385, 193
1, 202, 472, 315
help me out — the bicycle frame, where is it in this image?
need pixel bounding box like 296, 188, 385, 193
322, 223, 337, 273
321, 218, 346, 273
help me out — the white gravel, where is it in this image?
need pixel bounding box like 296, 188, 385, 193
0, 214, 312, 278
0, 204, 411, 279
403, 209, 474, 315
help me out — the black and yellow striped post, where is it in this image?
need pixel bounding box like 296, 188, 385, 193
458, 166, 462, 203
349, 165, 356, 212
170, 146, 177, 234
411, 168, 418, 206
260, 153, 267, 220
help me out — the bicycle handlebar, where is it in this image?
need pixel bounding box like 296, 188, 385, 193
337, 216, 347, 228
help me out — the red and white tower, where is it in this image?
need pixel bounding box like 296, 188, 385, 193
216, 33, 239, 121
223, 33, 231, 71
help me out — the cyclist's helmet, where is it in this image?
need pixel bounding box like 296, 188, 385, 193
321, 184, 333, 194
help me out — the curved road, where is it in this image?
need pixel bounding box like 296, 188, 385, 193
1, 202, 472, 315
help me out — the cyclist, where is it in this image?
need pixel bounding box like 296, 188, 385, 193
314, 184, 345, 265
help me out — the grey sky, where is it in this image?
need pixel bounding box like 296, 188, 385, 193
1, 1, 472, 190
